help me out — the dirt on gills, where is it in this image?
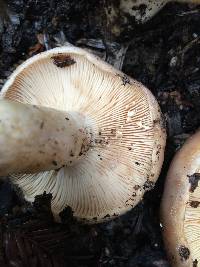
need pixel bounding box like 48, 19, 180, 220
1, 0, 200, 266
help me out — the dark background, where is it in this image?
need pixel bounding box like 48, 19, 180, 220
0, 1, 200, 266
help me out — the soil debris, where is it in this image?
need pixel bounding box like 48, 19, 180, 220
188, 173, 200, 193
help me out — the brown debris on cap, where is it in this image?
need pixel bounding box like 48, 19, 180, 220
1, 46, 166, 223
161, 130, 200, 266
51, 54, 76, 68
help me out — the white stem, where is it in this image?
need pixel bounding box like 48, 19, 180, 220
0, 100, 92, 176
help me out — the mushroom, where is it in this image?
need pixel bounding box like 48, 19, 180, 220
161, 130, 200, 266
120, 0, 200, 24
104, 0, 200, 38
0, 46, 166, 222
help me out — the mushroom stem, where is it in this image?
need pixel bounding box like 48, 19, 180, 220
0, 100, 92, 176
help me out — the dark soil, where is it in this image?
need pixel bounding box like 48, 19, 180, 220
0, 1, 200, 266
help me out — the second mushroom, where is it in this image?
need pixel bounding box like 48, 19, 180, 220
161, 130, 200, 266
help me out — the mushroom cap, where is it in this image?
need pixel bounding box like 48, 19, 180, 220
160, 130, 200, 266
1, 46, 166, 223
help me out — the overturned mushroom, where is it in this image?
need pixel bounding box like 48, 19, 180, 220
0, 46, 166, 222
161, 130, 200, 266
